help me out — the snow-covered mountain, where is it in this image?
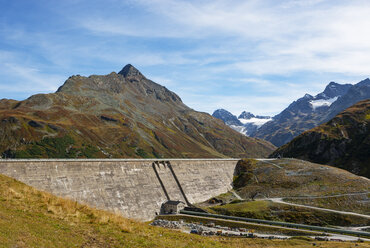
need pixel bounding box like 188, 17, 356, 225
212, 110, 271, 136
213, 79, 370, 147
212, 109, 242, 126
307, 82, 352, 111
253, 80, 370, 147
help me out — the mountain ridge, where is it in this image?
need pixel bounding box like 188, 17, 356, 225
212, 109, 272, 136
0, 64, 275, 159
252, 79, 370, 147
270, 99, 370, 178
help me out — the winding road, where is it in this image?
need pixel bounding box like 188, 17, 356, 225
248, 159, 370, 219
265, 197, 370, 219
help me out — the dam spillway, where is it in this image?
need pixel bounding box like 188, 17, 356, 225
0, 159, 239, 220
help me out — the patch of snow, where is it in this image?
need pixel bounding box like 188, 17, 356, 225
316, 92, 326, 98
229, 125, 248, 136
239, 117, 272, 127
309, 96, 338, 110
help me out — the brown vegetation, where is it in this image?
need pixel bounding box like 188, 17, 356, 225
0, 65, 275, 159
271, 99, 370, 177
2, 173, 366, 247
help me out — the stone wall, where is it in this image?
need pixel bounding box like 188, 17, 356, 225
0, 159, 238, 221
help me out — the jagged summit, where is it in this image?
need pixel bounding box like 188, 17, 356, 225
357, 78, 370, 86
212, 109, 242, 126
302, 93, 313, 99
238, 111, 255, 119
118, 64, 144, 78
238, 111, 271, 120
212, 110, 272, 137
253, 78, 370, 147
322, 82, 352, 98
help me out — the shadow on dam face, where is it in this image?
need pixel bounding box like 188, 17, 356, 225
0, 158, 240, 221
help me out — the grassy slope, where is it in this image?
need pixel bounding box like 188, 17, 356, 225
199, 158, 370, 227
0, 69, 275, 160
285, 194, 370, 215
233, 159, 370, 199
0, 106, 275, 159
1, 174, 366, 248
206, 200, 369, 226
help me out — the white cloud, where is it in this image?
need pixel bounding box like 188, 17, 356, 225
1, 0, 370, 114
182, 93, 296, 116
72, 0, 370, 78
0, 61, 64, 96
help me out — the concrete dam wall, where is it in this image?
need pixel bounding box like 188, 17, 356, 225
0, 159, 239, 220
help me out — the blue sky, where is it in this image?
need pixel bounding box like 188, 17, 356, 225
1, 0, 370, 116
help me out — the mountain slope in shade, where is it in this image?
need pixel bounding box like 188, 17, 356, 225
0, 65, 275, 159
324, 78, 370, 121
270, 99, 370, 178
253, 80, 368, 147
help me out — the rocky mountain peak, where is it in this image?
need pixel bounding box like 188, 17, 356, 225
212, 109, 242, 126
253, 78, 370, 147
118, 64, 144, 78
302, 93, 313, 100
238, 111, 255, 119
54, 64, 185, 108
0, 66, 276, 160
322, 81, 352, 98
357, 78, 370, 86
